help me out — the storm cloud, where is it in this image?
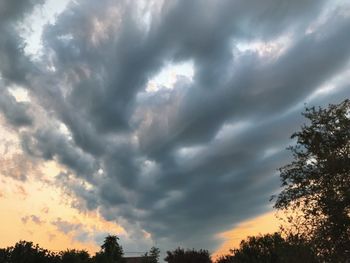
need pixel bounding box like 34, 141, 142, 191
1, 0, 350, 253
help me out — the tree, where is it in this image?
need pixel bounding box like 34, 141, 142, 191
274, 99, 350, 262
215, 233, 316, 263
164, 248, 212, 263
94, 235, 125, 263
149, 247, 160, 263
215, 255, 234, 263
4, 240, 59, 263
59, 249, 91, 263
143, 246, 160, 263
0, 248, 9, 263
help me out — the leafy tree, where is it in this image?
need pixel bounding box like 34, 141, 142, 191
164, 248, 212, 263
59, 249, 91, 263
274, 99, 350, 262
149, 247, 160, 263
94, 235, 125, 263
0, 248, 9, 262
215, 255, 234, 263
142, 247, 160, 263
215, 233, 316, 263
4, 240, 58, 263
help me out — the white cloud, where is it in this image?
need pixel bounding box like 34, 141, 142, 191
146, 61, 194, 92
19, 0, 71, 57
8, 86, 30, 102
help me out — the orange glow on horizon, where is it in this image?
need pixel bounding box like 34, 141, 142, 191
213, 211, 280, 260
0, 159, 125, 255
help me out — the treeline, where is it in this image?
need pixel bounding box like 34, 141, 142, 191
0, 231, 331, 263
0, 232, 318, 263
1, 100, 349, 263
0, 235, 160, 263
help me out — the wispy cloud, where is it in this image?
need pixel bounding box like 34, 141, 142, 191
21, 215, 45, 225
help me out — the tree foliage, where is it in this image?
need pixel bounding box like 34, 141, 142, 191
164, 248, 212, 263
143, 246, 160, 263
0, 236, 128, 263
59, 249, 91, 263
215, 232, 316, 263
93, 235, 125, 263
274, 99, 350, 261
0, 240, 58, 263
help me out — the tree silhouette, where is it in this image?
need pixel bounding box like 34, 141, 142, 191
149, 247, 160, 263
0, 248, 9, 262
216, 233, 316, 263
142, 246, 160, 263
274, 99, 350, 262
215, 255, 234, 263
164, 248, 212, 263
59, 249, 91, 263
94, 235, 125, 263
4, 240, 58, 263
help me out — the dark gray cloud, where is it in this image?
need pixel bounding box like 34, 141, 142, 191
0, 0, 43, 126
0, 0, 43, 84
21, 128, 97, 177
1, 0, 350, 254
0, 89, 32, 127
0, 0, 44, 23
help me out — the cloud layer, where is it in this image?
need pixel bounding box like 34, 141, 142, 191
1, 0, 350, 252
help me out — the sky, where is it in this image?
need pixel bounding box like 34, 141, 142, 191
0, 0, 350, 259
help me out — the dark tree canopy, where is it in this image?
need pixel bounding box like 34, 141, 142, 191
0, 237, 129, 263
164, 248, 212, 263
274, 99, 350, 262
59, 249, 91, 263
215, 255, 234, 263
93, 235, 125, 263
0, 241, 58, 263
143, 246, 160, 263
215, 233, 316, 263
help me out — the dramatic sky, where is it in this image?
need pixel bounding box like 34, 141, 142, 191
1, 0, 350, 258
